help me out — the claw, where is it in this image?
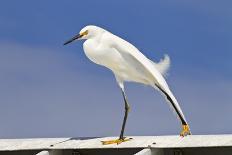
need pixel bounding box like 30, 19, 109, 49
180, 124, 191, 137
101, 137, 132, 145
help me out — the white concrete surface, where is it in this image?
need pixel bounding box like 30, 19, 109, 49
150, 134, 232, 148
0, 138, 68, 151
1, 135, 232, 151
134, 149, 163, 155
35, 150, 63, 155
36, 151, 49, 155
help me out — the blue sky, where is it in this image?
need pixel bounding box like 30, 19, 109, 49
0, 0, 231, 138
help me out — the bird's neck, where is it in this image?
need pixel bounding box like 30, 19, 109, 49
91, 32, 104, 43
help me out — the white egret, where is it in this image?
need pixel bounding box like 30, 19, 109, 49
64, 25, 191, 145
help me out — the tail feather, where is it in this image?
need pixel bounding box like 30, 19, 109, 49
150, 54, 170, 77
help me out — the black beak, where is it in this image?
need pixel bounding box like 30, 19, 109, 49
63, 34, 83, 45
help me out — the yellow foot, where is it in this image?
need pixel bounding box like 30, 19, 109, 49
101, 138, 132, 145
180, 124, 191, 137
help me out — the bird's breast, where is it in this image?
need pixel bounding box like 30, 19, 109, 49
83, 39, 123, 70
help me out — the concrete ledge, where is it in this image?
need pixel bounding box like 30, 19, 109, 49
1, 134, 232, 151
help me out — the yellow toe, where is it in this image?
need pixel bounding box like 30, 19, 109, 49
101, 138, 132, 145
180, 124, 191, 137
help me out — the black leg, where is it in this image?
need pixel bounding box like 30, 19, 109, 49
101, 85, 132, 144
119, 88, 130, 140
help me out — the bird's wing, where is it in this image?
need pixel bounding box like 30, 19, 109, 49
111, 35, 188, 125
150, 54, 170, 77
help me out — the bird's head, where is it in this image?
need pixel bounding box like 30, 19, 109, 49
64, 25, 104, 45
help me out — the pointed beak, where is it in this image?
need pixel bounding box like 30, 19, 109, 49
63, 33, 83, 45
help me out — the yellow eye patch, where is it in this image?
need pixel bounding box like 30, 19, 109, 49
81, 30, 88, 36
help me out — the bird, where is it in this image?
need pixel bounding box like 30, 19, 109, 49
64, 25, 191, 145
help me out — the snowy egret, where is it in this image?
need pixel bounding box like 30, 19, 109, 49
64, 25, 191, 145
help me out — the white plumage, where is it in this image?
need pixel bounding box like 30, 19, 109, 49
151, 54, 170, 77
64, 25, 191, 144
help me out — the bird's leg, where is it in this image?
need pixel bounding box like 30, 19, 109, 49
119, 89, 131, 140
101, 88, 132, 145
180, 124, 191, 137
155, 84, 191, 137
